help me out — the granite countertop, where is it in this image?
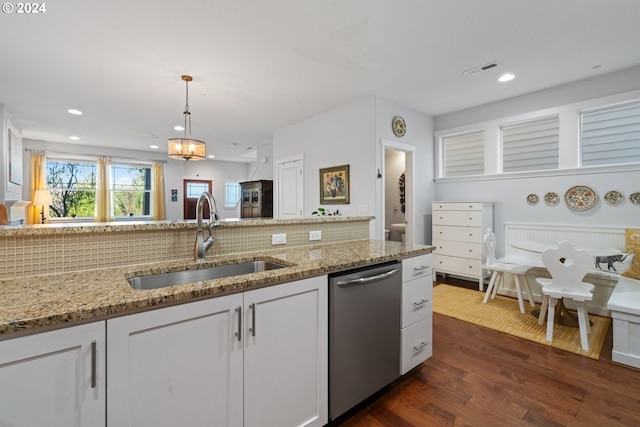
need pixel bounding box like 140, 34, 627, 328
0, 216, 373, 236
0, 240, 433, 339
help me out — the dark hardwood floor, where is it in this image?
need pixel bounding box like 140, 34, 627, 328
332, 278, 640, 427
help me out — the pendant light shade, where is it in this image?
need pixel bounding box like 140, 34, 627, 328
168, 75, 206, 161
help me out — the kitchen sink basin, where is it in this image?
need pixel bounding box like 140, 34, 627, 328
128, 260, 288, 290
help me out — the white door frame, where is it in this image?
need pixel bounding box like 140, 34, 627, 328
378, 139, 415, 245
274, 154, 303, 218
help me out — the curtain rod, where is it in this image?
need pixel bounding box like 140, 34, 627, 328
25, 148, 168, 164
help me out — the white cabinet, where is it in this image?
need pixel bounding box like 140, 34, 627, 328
400, 254, 433, 374
107, 276, 327, 427
107, 293, 243, 427
0, 322, 105, 427
244, 275, 327, 427
432, 201, 493, 289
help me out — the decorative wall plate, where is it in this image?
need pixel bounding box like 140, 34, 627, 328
526, 193, 539, 205
604, 190, 624, 206
564, 185, 597, 210
392, 115, 406, 137
544, 192, 559, 206
630, 192, 640, 205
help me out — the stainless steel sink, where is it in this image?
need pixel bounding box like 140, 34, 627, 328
128, 260, 288, 290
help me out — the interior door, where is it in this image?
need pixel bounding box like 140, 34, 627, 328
277, 157, 303, 218
183, 180, 212, 220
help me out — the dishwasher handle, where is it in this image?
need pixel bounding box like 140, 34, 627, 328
336, 267, 399, 287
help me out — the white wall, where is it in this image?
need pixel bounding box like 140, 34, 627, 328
274, 96, 377, 218
273, 96, 434, 244
375, 98, 435, 244
433, 67, 640, 256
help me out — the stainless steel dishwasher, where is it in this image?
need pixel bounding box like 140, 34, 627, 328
329, 261, 401, 420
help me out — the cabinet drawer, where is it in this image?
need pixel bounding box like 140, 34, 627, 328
433, 254, 482, 278
432, 210, 483, 227
400, 316, 432, 375
432, 240, 482, 260
433, 225, 483, 243
401, 276, 432, 328
402, 254, 432, 281
432, 202, 483, 211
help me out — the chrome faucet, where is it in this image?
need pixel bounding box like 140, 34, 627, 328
194, 191, 221, 263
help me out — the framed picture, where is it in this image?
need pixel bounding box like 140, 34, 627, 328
319, 164, 350, 204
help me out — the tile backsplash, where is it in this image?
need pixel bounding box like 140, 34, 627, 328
0, 219, 370, 279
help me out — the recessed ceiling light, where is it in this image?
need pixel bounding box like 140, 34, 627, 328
69, 136, 80, 140
68, 109, 83, 115
498, 73, 515, 82
208, 154, 215, 158
150, 145, 159, 149
174, 125, 184, 131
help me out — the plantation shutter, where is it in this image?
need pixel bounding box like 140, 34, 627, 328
501, 117, 559, 173
443, 131, 484, 177
581, 100, 640, 166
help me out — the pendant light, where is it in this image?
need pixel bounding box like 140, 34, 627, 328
168, 75, 206, 161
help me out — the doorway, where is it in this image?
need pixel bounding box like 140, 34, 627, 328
379, 139, 415, 245
276, 155, 303, 218
183, 180, 212, 220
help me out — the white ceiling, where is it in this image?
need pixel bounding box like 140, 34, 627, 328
2, 0, 640, 162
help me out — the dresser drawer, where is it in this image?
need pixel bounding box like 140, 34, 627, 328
432, 239, 482, 260
432, 202, 484, 211
401, 276, 432, 328
432, 210, 483, 227
433, 225, 483, 243
402, 254, 432, 281
400, 316, 432, 375
433, 254, 482, 278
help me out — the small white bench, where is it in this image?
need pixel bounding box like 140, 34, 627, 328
607, 276, 640, 369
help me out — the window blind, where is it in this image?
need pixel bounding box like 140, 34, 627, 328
501, 117, 559, 173
443, 131, 484, 177
581, 100, 640, 166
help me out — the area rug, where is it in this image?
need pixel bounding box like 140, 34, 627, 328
433, 284, 610, 360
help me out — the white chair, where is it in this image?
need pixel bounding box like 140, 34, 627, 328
482, 229, 536, 314
535, 241, 595, 351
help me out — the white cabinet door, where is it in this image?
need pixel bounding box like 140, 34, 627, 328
107, 294, 243, 427
0, 322, 105, 427
244, 275, 328, 427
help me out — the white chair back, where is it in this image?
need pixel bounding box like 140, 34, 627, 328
483, 228, 497, 267
541, 241, 593, 285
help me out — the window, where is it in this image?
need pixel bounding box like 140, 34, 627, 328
46, 160, 152, 219
225, 180, 241, 208
501, 116, 559, 173
47, 161, 97, 219
442, 131, 484, 177
110, 165, 151, 217
581, 100, 640, 166
186, 181, 210, 198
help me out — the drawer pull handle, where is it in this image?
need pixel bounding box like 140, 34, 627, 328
413, 341, 429, 352
235, 306, 242, 342
413, 265, 429, 272
413, 298, 429, 307
90, 340, 97, 389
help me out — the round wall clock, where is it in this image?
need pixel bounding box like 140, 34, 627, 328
392, 115, 406, 137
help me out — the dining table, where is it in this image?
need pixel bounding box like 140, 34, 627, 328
511, 240, 621, 327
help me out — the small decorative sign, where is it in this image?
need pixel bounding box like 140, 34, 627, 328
171, 189, 178, 202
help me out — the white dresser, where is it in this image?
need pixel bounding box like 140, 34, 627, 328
432, 201, 493, 290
